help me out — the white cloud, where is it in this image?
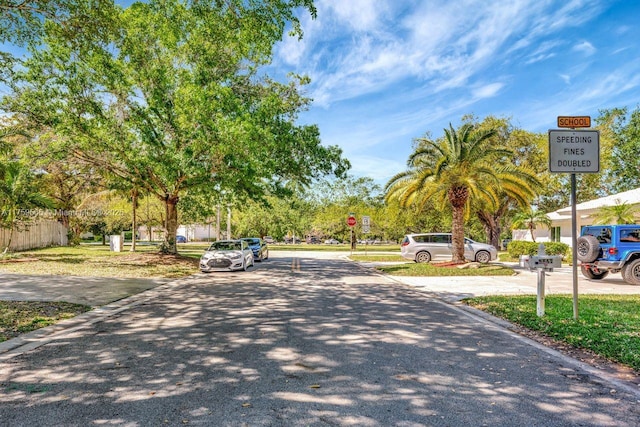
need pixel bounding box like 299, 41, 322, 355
573, 41, 596, 55
472, 83, 504, 99
319, 0, 387, 32
559, 74, 571, 84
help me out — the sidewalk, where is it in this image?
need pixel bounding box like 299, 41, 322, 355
0, 272, 169, 307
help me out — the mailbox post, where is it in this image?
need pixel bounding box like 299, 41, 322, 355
528, 244, 562, 317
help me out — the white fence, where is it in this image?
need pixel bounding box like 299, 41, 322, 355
0, 220, 68, 251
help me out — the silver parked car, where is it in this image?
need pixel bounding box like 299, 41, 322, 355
400, 233, 497, 263
200, 240, 254, 272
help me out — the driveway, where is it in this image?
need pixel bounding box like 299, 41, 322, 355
1, 252, 639, 426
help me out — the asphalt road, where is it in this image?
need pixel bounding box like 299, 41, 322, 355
1, 252, 640, 426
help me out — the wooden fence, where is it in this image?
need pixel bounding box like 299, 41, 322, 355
0, 220, 68, 251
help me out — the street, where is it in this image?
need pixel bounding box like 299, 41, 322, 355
1, 252, 639, 426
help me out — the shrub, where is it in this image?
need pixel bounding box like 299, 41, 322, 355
507, 241, 570, 259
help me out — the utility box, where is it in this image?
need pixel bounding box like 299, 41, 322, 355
110, 234, 124, 252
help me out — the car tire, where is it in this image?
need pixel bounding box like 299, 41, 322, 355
242, 260, 248, 271
621, 259, 640, 285
576, 235, 600, 263
475, 250, 491, 264
580, 265, 609, 280
264, 251, 269, 260
415, 251, 431, 263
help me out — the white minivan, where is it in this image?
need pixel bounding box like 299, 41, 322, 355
400, 233, 497, 264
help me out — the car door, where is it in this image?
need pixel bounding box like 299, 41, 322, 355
432, 234, 452, 260
463, 238, 476, 260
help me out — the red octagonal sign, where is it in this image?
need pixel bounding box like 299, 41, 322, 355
347, 216, 357, 227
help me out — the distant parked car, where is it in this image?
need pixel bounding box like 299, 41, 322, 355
324, 238, 340, 245
176, 235, 187, 243
200, 240, 254, 272
263, 236, 275, 244
401, 233, 497, 263
240, 237, 269, 262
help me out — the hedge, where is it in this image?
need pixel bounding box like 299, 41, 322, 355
507, 240, 570, 259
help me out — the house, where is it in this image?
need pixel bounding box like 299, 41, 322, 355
512, 187, 640, 246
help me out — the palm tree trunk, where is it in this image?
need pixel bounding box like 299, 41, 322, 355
451, 205, 466, 262
449, 186, 468, 263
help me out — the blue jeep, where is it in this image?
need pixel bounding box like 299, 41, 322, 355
577, 224, 640, 285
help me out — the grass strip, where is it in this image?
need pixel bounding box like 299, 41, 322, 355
349, 254, 406, 262
0, 301, 91, 342
463, 294, 640, 371
377, 262, 515, 276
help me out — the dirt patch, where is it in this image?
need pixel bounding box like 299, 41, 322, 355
0, 257, 39, 263
115, 252, 199, 267
432, 261, 467, 268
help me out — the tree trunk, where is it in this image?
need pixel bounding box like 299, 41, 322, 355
130, 189, 138, 252
477, 210, 501, 249
449, 186, 469, 263
2, 226, 15, 255
162, 195, 180, 254
451, 205, 466, 262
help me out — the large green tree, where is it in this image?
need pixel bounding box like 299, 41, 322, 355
597, 107, 640, 193
385, 123, 538, 263
2, 0, 349, 254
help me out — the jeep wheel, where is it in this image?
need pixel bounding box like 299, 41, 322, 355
576, 235, 600, 263
415, 251, 431, 263
580, 265, 609, 280
621, 259, 640, 285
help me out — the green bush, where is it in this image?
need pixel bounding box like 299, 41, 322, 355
124, 231, 133, 240
507, 240, 537, 257
507, 241, 569, 259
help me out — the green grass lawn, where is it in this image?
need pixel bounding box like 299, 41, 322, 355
349, 254, 406, 262
376, 262, 516, 276
0, 244, 199, 278
464, 294, 640, 371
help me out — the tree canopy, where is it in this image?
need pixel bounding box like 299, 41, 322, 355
2, 0, 349, 253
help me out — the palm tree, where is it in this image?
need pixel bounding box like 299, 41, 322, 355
592, 199, 638, 225
511, 207, 551, 242
385, 123, 539, 262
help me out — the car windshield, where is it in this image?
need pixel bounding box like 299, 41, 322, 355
207, 241, 241, 251
242, 238, 261, 245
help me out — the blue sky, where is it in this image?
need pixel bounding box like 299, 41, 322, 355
269, 0, 640, 185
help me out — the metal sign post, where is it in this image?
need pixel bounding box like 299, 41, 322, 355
548, 116, 599, 320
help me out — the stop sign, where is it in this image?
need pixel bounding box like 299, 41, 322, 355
347, 216, 357, 227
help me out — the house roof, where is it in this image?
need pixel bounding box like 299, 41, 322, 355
555, 187, 640, 214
